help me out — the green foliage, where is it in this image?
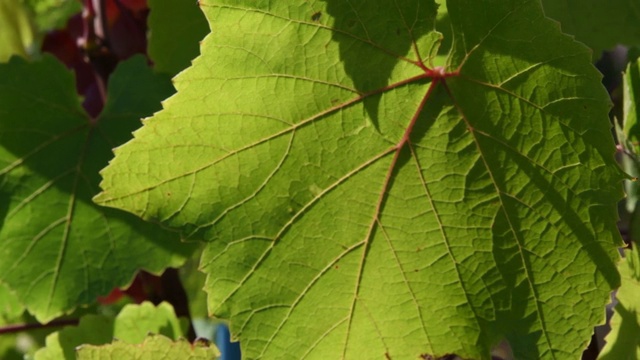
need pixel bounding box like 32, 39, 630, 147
0, 336, 21, 360
76, 335, 219, 360
620, 58, 640, 213
0, 283, 24, 360
0, 283, 24, 321
147, 0, 210, 76
21, 0, 81, 32
598, 245, 640, 359
35, 302, 189, 360
541, 0, 640, 55
0, 0, 34, 61
600, 57, 640, 360
0, 55, 194, 322
95, 0, 624, 358
178, 247, 209, 318
436, 1, 640, 62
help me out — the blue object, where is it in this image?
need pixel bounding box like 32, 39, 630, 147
216, 324, 241, 360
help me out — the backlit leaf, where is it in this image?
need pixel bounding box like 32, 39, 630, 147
0, 55, 194, 322
0, 0, 34, 61
598, 245, 640, 359
76, 335, 219, 360
541, 0, 640, 55
35, 302, 187, 360
96, 1, 624, 358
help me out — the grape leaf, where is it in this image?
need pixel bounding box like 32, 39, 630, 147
96, 0, 624, 358
598, 245, 640, 359
21, 0, 81, 33
35, 302, 188, 360
148, 0, 209, 76
179, 247, 209, 318
0, 282, 23, 321
541, 0, 640, 56
0, 335, 21, 360
0, 55, 194, 322
76, 335, 219, 360
620, 59, 640, 213
600, 58, 640, 360
435, 0, 640, 57
0, 282, 24, 360
0, 0, 34, 62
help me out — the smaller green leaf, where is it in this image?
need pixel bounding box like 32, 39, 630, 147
598, 245, 640, 359
621, 59, 640, 213
148, 0, 209, 75
35, 316, 113, 360
35, 302, 187, 360
1, 311, 64, 359
21, 0, 81, 32
0, 55, 193, 322
0, 282, 24, 321
178, 247, 209, 319
0, 0, 35, 61
113, 302, 188, 344
0, 283, 26, 360
432, 0, 450, 66
76, 334, 219, 360
541, 0, 640, 56
0, 335, 22, 360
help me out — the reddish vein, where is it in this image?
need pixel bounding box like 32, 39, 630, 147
341, 66, 456, 356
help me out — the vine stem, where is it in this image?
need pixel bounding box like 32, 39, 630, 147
0, 319, 79, 335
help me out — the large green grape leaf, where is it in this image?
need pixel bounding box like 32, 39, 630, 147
35, 302, 188, 360
76, 335, 219, 360
0, 55, 194, 322
541, 0, 640, 56
96, 0, 624, 358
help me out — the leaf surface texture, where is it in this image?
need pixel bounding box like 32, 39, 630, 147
0, 55, 193, 322
96, 1, 624, 358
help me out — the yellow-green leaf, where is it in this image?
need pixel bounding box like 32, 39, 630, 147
96, 1, 624, 358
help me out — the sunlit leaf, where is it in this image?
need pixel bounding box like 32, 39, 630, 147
96, 0, 624, 358
598, 245, 640, 359
35, 302, 187, 360
541, 0, 640, 55
0, 55, 194, 322
76, 335, 219, 360
0, 0, 34, 61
